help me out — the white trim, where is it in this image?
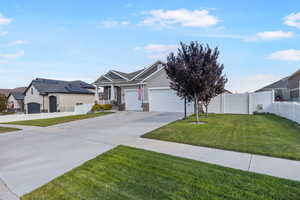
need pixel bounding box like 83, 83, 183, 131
102, 75, 113, 82
116, 83, 146, 86
148, 87, 170, 90
141, 67, 165, 83
124, 88, 138, 92
111, 70, 129, 81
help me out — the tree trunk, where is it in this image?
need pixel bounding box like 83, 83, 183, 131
194, 94, 199, 123
184, 97, 187, 119
205, 105, 208, 117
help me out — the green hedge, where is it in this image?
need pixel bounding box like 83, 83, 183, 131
91, 104, 112, 112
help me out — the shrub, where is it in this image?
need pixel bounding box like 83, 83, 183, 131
102, 104, 112, 110
0, 94, 7, 112
92, 104, 102, 112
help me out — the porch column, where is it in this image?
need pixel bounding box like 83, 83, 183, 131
110, 84, 115, 101
94, 85, 99, 104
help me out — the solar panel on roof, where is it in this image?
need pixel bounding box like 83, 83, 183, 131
65, 85, 88, 93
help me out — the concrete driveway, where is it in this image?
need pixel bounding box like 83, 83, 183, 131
0, 111, 183, 197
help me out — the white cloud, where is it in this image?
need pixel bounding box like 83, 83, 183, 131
227, 74, 281, 93
268, 49, 300, 62
0, 60, 8, 64
8, 40, 27, 46
247, 30, 294, 41
0, 31, 8, 36
144, 44, 178, 52
135, 44, 178, 59
100, 19, 130, 28
0, 13, 12, 25
142, 8, 219, 28
0, 50, 24, 59
284, 12, 300, 29
134, 46, 141, 51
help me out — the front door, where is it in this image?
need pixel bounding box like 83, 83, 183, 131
49, 96, 57, 112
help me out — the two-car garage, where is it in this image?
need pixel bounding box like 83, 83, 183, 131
148, 88, 194, 112
124, 87, 194, 113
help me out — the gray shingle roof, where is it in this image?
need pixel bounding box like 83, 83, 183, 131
29, 78, 95, 95
94, 61, 164, 85
10, 92, 25, 100
0, 87, 27, 97
256, 77, 289, 92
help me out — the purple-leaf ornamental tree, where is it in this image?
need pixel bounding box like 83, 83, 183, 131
165, 41, 227, 122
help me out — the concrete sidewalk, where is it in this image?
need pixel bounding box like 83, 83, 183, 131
0, 112, 75, 123
125, 138, 300, 182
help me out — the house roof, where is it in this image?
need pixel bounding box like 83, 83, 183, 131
94, 61, 164, 86
25, 78, 95, 95
288, 69, 300, 80
256, 77, 289, 92
0, 87, 27, 97
9, 92, 25, 100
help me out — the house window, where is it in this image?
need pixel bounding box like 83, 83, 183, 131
31, 88, 34, 95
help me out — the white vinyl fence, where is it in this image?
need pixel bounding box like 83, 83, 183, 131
208, 91, 274, 114
74, 104, 93, 115
265, 102, 300, 124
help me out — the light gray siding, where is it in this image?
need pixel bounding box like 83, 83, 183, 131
143, 69, 170, 102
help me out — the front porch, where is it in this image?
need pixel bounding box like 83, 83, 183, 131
95, 85, 148, 111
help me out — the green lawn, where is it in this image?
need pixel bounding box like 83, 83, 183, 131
0, 126, 20, 134
3, 112, 113, 127
143, 114, 300, 161
22, 145, 300, 200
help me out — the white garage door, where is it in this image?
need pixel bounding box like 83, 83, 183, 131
125, 89, 143, 111
149, 88, 194, 112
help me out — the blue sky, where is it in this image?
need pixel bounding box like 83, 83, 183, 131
1, 0, 300, 92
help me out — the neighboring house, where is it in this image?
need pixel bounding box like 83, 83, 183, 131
256, 77, 290, 101
256, 69, 300, 101
94, 61, 193, 112
0, 87, 27, 97
287, 69, 300, 101
7, 91, 25, 112
0, 89, 11, 97
24, 78, 95, 114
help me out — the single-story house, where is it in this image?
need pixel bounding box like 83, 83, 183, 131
256, 69, 300, 101
7, 91, 25, 112
24, 78, 95, 113
287, 69, 300, 101
94, 61, 195, 112
0, 87, 27, 97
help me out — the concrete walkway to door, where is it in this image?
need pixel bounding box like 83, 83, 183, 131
0, 111, 300, 199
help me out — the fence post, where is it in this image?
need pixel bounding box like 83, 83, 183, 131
248, 93, 252, 114
221, 93, 226, 113
271, 90, 275, 103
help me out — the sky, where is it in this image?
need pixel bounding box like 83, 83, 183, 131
0, 0, 300, 92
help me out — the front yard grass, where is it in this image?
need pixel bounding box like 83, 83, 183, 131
0, 126, 20, 134
3, 112, 113, 127
143, 114, 300, 161
22, 145, 300, 200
